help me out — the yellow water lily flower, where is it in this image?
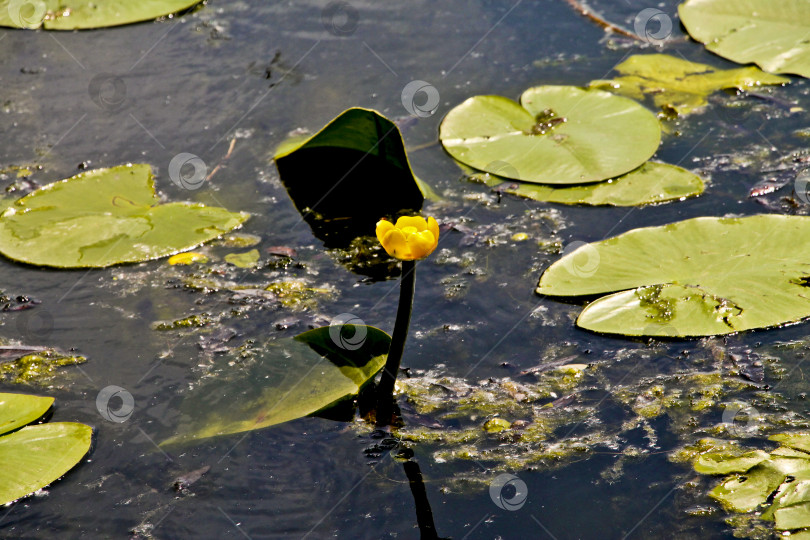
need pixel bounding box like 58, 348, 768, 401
376, 216, 439, 261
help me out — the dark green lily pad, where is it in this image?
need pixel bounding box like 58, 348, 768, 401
0, 164, 249, 268
274, 108, 433, 248
590, 54, 789, 116
0, 0, 202, 30
161, 325, 391, 446
679, 0, 810, 79
440, 86, 661, 184
537, 215, 810, 337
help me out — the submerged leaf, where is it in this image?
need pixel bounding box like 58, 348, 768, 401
679, 0, 810, 78
537, 215, 810, 337
0, 164, 248, 268
224, 249, 260, 268
590, 54, 789, 116
162, 326, 391, 446
440, 86, 660, 184
0, 0, 202, 30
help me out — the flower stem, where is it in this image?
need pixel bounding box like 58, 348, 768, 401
376, 259, 415, 427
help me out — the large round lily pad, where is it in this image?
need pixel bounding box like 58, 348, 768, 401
440, 86, 661, 184
537, 215, 810, 337
0, 0, 202, 30
0, 422, 92, 505
0, 163, 249, 268
679, 0, 810, 79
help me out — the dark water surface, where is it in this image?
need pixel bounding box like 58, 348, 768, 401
1, 0, 810, 538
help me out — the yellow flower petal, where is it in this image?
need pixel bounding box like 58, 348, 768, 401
376, 219, 394, 244
427, 217, 440, 244
168, 252, 208, 265
395, 215, 428, 232
409, 230, 436, 259
376, 215, 440, 261
382, 228, 409, 259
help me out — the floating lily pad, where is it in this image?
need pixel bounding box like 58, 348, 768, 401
162, 325, 391, 446
0, 422, 92, 505
0, 164, 248, 268
693, 435, 810, 533
590, 54, 789, 116
0, 0, 202, 30
439, 86, 661, 184
695, 449, 770, 475
537, 215, 810, 337
474, 162, 704, 206
679, 0, 810, 79
0, 392, 53, 436
224, 249, 260, 268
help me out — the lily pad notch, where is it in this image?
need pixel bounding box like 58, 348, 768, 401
440, 85, 662, 185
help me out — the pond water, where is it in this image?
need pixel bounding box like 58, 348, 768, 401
1, 0, 810, 538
